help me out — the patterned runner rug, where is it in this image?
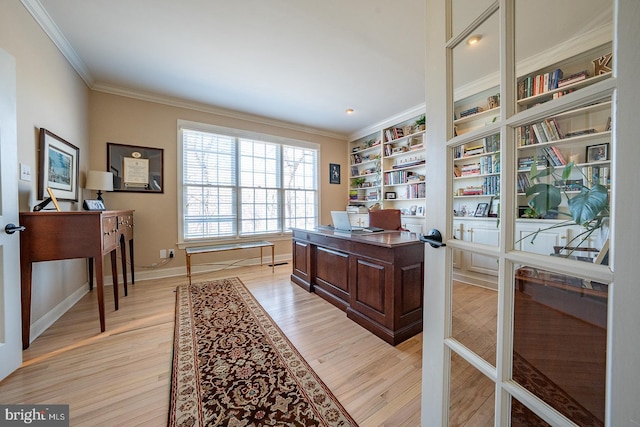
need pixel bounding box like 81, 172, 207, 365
169, 277, 358, 427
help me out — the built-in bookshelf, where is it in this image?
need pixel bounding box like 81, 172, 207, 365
516, 43, 612, 112
347, 112, 427, 232
452, 133, 501, 217
381, 116, 426, 217
348, 133, 382, 209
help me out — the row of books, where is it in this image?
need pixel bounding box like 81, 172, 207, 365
458, 153, 500, 177
396, 183, 426, 199
458, 176, 500, 196
453, 135, 501, 159
384, 127, 404, 142
458, 106, 483, 119
518, 118, 565, 146
517, 173, 532, 193
384, 170, 422, 185
518, 154, 550, 170
583, 165, 610, 187
518, 68, 563, 99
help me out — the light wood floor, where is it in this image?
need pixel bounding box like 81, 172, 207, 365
0, 264, 423, 426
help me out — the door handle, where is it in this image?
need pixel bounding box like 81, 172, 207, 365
420, 229, 446, 248
5, 223, 25, 234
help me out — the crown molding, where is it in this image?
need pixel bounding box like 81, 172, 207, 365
348, 103, 426, 141
92, 83, 348, 140
21, 0, 94, 86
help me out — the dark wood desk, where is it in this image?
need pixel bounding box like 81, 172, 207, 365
19, 210, 134, 349
290, 228, 424, 345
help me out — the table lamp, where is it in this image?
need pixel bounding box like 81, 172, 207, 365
85, 170, 114, 204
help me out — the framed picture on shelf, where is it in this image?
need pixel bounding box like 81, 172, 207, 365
38, 128, 79, 201
488, 198, 500, 217
329, 163, 341, 184
385, 191, 396, 200
474, 202, 489, 217
586, 143, 609, 162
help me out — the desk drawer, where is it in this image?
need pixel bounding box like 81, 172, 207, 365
119, 213, 134, 240
102, 216, 118, 252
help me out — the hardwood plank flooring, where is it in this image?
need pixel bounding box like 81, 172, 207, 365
1, 266, 503, 426
0, 264, 423, 426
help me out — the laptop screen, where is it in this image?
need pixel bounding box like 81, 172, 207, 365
330, 211, 358, 231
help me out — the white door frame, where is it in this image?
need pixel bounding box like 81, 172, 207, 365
421, 0, 640, 425
0, 48, 23, 381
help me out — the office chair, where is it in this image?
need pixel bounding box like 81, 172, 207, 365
368, 209, 406, 230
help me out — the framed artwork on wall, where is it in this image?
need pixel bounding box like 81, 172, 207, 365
38, 128, 79, 201
107, 142, 164, 193
330, 163, 341, 184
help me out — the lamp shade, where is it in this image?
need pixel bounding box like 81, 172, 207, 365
85, 170, 114, 192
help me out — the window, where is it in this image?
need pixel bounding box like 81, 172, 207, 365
179, 121, 318, 241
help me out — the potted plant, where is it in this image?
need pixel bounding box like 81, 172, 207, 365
415, 115, 426, 131
521, 161, 609, 255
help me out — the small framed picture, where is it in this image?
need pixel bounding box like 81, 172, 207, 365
329, 163, 341, 184
417, 206, 424, 216
474, 202, 489, 217
385, 191, 396, 200
586, 143, 609, 162
46, 187, 62, 212
83, 199, 106, 211
488, 198, 500, 217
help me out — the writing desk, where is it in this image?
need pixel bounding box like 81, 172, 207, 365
290, 228, 424, 345
19, 210, 134, 349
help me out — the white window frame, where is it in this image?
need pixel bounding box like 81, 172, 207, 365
177, 120, 319, 245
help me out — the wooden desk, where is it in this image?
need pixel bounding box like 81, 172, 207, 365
19, 210, 134, 349
290, 228, 424, 345
185, 241, 274, 285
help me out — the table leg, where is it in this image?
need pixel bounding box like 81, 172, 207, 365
129, 238, 135, 284
88, 257, 94, 291
186, 253, 192, 285
95, 256, 106, 333
120, 235, 128, 296
111, 250, 119, 310
271, 245, 275, 273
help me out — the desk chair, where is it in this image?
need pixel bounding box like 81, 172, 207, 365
368, 209, 406, 231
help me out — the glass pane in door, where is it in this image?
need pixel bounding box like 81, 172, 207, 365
452, 253, 498, 366
512, 264, 608, 425
449, 352, 495, 426
452, 11, 500, 138
514, 99, 612, 260
511, 397, 552, 427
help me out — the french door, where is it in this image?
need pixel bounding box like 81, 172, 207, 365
421, 0, 640, 425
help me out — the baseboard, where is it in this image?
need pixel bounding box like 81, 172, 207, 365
106, 254, 292, 283
29, 284, 88, 345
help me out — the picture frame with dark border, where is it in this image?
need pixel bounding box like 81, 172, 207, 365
488, 198, 500, 217
474, 202, 489, 217
107, 142, 164, 193
329, 163, 341, 184
38, 128, 79, 201
586, 143, 609, 162
385, 191, 397, 200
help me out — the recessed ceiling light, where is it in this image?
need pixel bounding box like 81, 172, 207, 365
345, 108, 354, 114
466, 34, 482, 46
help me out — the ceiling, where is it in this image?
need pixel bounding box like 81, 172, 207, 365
28, 0, 427, 138
24, 1, 612, 139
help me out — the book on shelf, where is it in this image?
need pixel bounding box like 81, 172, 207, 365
518, 155, 548, 170
518, 68, 563, 99
564, 128, 596, 138
385, 127, 404, 142
558, 70, 589, 87
459, 106, 484, 118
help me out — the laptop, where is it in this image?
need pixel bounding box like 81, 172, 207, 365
331, 211, 362, 232
330, 211, 384, 233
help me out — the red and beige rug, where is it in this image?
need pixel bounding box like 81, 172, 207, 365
169, 277, 358, 427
